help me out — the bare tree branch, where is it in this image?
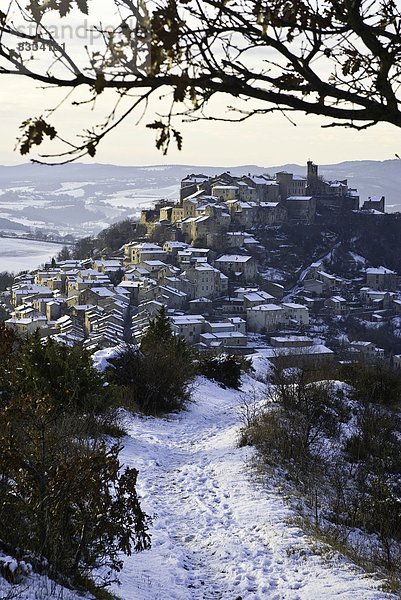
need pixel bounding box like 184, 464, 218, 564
0, 0, 400, 162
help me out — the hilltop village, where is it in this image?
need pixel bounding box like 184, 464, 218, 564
2, 161, 400, 368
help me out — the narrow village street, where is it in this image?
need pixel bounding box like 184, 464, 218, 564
112, 373, 391, 600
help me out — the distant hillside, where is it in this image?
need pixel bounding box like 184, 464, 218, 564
0, 217, 28, 232
0, 160, 399, 239
0, 159, 398, 209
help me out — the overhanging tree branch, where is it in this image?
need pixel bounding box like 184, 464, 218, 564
0, 0, 401, 163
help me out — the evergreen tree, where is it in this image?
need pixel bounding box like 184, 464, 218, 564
198, 353, 251, 389
140, 306, 173, 353
56, 246, 71, 261
0, 271, 14, 292
0, 394, 150, 586
108, 308, 195, 414
17, 333, 106, 415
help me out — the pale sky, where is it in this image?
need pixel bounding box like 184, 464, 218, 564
1, 75, 399, 167
1, 1, 399, 167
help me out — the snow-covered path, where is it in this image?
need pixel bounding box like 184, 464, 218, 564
112, 375, 392, 600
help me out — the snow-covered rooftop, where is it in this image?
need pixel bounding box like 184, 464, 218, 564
216, 255, 252, 263
248, 304, 283, 311
366, 266, 396, 275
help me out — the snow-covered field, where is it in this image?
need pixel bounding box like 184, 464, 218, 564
0, 238, 62, 272
0, 182, 175, 239
107, 184, 178, 209
111, 372, 392, 600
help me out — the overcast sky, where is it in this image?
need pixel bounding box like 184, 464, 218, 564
0, 2, 399, 167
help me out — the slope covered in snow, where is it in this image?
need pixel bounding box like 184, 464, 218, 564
112, 372, 392, 600
0, 554, 93, 600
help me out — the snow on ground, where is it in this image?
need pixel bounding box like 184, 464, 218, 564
0, 552, 93, 600
92, 345, 124, 371
0, 238, 63, 272
111, 375, 392, 600
107, 185, 178, 209
349, 251, 367, 266
55, 182, 87, 197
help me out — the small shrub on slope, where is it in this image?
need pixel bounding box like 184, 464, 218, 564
341, 360, 401, 407
198, 353, 252, 389
107, 307, 195, 414
243, 359, 401, 586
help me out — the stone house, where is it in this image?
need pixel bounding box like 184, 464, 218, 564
46, 277, 64, 293
163, 241, 189, 257
303, 279, 326, 296
226, 317, 247, 334
34, 270, 61, 286
258, 202, 287, 225
306, 161, 359, 211
284, 196, 316, 224
221, 297, 245, 314
240, 176, 280, 202
324, 296, 348, 315
236, 181, 258, 202
170, 314, 206, 344
215, 255, 258, 282
266, 281, 285, 300
264, 344, 335, 368
243, 290, 276, 308
282, 303, 310, 326
157, 285, 187, 309
360, 288, 394, 308
180, 175, 210, 200
199, 330, 247, 348
362, 196, 385, 213
276, 172, 307, 199
11, 284, 51, 307
230, 202, 259, 229
45, 300, 62, 321
124, 242, 167, 265
211, 185, 239, 201
6, 315, 48, 336
79, 287, 118, 309
183, 264, 228, 299
171, 206, 185, 223
183, 192, 205, 218
316, 271, 341, 292
349, 340, 378, 359
246, 304, 285, 332
366, 266, 397, 291
11, 304, 36, 321
93, 260, 123, 274
270, 335, 314, 348
189, 297, 213, 315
